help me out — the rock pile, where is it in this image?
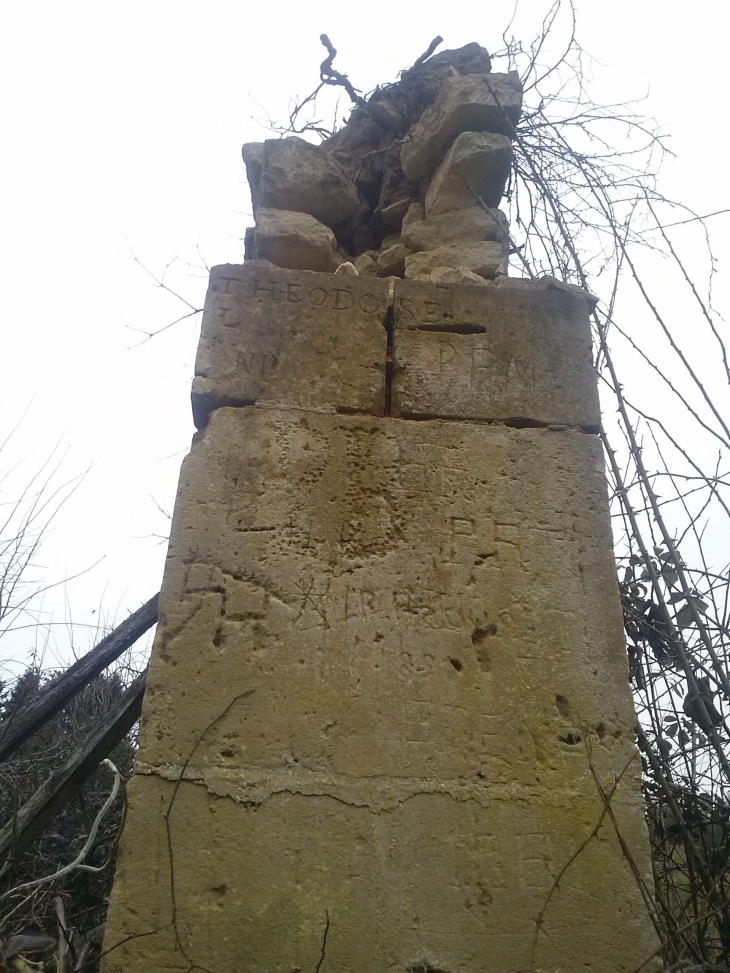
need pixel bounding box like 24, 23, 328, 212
242, 42, 522, 285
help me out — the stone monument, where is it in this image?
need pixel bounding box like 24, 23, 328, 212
102, 42, 658, 973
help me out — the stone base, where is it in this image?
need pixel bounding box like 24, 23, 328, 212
102, 407, 657, 973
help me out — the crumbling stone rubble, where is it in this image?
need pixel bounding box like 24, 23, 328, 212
242, 43, 522, 284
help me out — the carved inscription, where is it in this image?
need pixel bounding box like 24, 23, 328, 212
219, 275, 386, 317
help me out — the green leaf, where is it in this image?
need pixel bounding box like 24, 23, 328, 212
666, 721, 679, 737
630, 554, 643, 565
676, 604, 694, 627
653, 545, 664, 556
678, 729, 690, 747
669, 592, 687, 604
662, 570, 679, 587
692, 598, 709, 615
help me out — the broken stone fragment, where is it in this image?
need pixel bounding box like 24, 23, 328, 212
243, 137, 361, 229
402, 206, 505, 252
400, 72, 523, 183
380, 196, 413, 228
396, 42, 493, 125
252, 208, 340, 273
323, 111, 392, 207
402, 201, 425, 231
404, 241, 505, 280
377, 243, 411, 278
335, 261, 359, 275
425, 132, 513, 215
354, 252, 378, 276
412, 266, 488, 285
368, 98, 405, 133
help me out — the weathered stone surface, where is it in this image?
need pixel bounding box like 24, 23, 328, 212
391, 278, 601, 426
379, 196, 412, 227
402, 205, 505, 252
487, 273, 600, 310
397, 42, 494, 124
335, 261, 359, 276
413, 266, 488, 285
401, 72, 523, 182
353, 252, 378, 276
252, 208, 340, 274
402, 200, 425, 230
404, 241, 505, 280
104, 263, 655, 972
191, 264, 388, 425
425, 132, 513, 215
376, 242, 411, 277
248, 137, 361, 228
324, 111, 392, 208
103, 405, 655, 973
367, 97, 405, 133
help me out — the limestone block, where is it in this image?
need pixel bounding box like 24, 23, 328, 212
425, 132, 513, 215
103, 407, 656, 973
379, 195, 412, 227
402, 199, 425, 230
402, 205, 505, 252
404, 241, 505, 280
353, 252, 377, 276
191, 264, 388, 426
414, 266, 488, 285
376, 242, 411, 277
252, 208, 340, 273
401, 72, 523, 182
391, 277, 601, 426
247, 137, 361, 228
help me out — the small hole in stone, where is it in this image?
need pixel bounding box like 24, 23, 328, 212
558, 732, 582, 746
472, 623, 497, 645
555, 694, 570, 718
449, 658, 463, 671
597, 722, 607, 739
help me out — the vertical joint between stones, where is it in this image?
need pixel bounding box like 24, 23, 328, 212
384, 280, 396, 417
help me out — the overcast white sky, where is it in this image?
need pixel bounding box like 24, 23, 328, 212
0, 0, 728, 672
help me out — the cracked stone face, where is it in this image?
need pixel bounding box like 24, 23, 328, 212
102, 269, 658, 973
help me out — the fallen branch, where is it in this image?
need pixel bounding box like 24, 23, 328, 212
0, 759, 122, 901
0, 671, 146, 862
0, 594, 158, 763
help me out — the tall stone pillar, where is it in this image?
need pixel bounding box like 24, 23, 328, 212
103, 264, 658, 972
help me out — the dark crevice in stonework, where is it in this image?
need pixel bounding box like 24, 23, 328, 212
411, 323, 487, 334
391, 410, 601, 434
384, 280, 396, 416
335, 405, 386, 418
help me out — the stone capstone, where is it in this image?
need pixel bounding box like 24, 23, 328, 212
425, 131, 513, 215
191, 264, 388, 426
401, 72, 523, 183
391, 277, 601, 426
404, 241, 505, 280
402, 205, 506, 252
251, 208, 341, 274
245, 137, 361, 229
